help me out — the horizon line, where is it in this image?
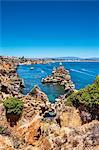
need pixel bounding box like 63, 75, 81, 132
0, 55, 99, 59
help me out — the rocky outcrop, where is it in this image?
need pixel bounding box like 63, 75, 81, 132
61, 120, 99, 150
59, 107, 82, 127
42, 66, 75, 100
16, 118, 99, 150
0, 114, 99, 150
21, 85, 51, 122
17, 116, 42, 144
29, 85, 48, 102
0, 58, 24, 101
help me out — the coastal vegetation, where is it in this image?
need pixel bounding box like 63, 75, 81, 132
3, 97, 23, 115
66, 76, 99, 120
3, 97, 23, 126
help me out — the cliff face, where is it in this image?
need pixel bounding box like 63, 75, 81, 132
0, 56, 99, 150
59, 107, 82, 127
0, 117, 98, 150
0, 59, 24, 101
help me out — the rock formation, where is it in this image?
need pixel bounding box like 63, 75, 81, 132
0, 57, 24, 101
42, 66, 75, 100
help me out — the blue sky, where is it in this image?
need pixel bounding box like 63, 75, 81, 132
1, 0, 99, 58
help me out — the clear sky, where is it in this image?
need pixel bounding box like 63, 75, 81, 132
0, 0, 99, 58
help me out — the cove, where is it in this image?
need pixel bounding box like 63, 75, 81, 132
17, 62, 99, 102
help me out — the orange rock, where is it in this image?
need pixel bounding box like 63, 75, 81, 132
0, 135, 14, 150
39, 137, 52, 150
17, 116, 43, 145
25, 119, 42, 145
60, 107, 82, 127
3, 63, 11, 70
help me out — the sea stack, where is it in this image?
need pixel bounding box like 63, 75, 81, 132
42, 66, 75, 94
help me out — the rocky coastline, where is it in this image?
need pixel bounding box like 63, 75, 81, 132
0, 56, 99, 150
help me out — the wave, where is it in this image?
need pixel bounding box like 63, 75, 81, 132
81, 69, 95, 73
70, 69, 95, 77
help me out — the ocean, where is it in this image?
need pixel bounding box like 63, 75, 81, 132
17, 62, 99, 102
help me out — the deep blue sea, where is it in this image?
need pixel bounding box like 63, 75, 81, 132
17, 62, 99, 102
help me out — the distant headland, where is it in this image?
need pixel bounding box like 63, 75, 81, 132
0, 56, 99, 65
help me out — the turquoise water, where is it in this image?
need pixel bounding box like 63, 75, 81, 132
17, 62, 99, 102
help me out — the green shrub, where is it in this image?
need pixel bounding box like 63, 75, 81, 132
65, 76, 99, 119
3, 97, 23, 115
94, 75, 99, 85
